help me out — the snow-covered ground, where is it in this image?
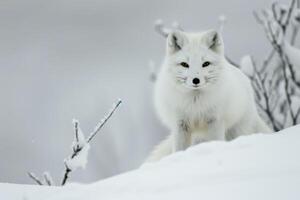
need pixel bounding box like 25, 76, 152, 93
1, 125, 300, 200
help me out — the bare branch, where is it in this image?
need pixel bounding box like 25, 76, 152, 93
28, 172, 43, 185
226, 56, 239, 67
282, 0, 297, 33
73, 120, 79, 148
61, 162, 72, 186
253, 11, 264, 25
261, 49, 275, 71
43, 172, 54, 186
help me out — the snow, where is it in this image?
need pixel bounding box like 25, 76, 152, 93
240, 55, 254, 76
2, 125, 300, 200
64, 119, 90, 171
284, 41, 300, 79
64, 144, 90, 171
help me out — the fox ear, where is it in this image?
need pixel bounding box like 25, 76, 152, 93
167, 31, 187, 54
203, 30, 224, 54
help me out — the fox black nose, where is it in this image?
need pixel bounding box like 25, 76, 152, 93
192, 78, 200, 85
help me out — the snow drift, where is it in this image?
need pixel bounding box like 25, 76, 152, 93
1, 125, 300, 200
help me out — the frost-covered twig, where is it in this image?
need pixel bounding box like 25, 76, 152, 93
243, 55, 282, 131
61, 119, 87, 185
61, 99, 122, 185
246, 0, 300, 130
28, 99, 122, 186
264, 16, 299, 125
87, 99, 122, 143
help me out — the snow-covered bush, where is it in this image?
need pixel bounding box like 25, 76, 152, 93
241, 0, 300, 131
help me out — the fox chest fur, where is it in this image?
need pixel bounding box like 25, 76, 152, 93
155, 69, 230, 138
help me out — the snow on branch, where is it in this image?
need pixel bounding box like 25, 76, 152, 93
28, 99, 122, 186
243, 0, 300, 130
61, 99, 122, 185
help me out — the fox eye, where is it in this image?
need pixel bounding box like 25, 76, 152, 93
180, 62, 189, 68
202, 61, 211, 68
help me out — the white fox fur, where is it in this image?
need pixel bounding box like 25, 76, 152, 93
146, 30, 271, 162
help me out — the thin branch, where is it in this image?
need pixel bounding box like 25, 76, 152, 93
61, 99, 122, 186
253, 11, 264, 25
61, 163, 72, 186
226, 56, 239, 67
28, 172, 43, 185
266, 20, 296, 124
249, 0, 300, 130
43, 172, 54, 186
282, 0, 296, 33
87, 99, 122, 143
272, 2, 280, 24
253, 59, 279, 131
74, 120, 79, 145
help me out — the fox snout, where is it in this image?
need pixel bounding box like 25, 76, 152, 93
192, 78, 200, 85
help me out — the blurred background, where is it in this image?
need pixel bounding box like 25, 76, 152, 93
0, 0, 289, 184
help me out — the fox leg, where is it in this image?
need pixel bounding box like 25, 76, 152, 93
206, 119, 226, 141
173, 119, 191, 152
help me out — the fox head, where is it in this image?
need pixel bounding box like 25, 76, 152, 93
164, 30, 225, 91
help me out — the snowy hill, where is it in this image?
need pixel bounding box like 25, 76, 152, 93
1, 125, 300, 200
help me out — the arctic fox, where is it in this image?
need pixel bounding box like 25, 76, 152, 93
146, 30, 271, 162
